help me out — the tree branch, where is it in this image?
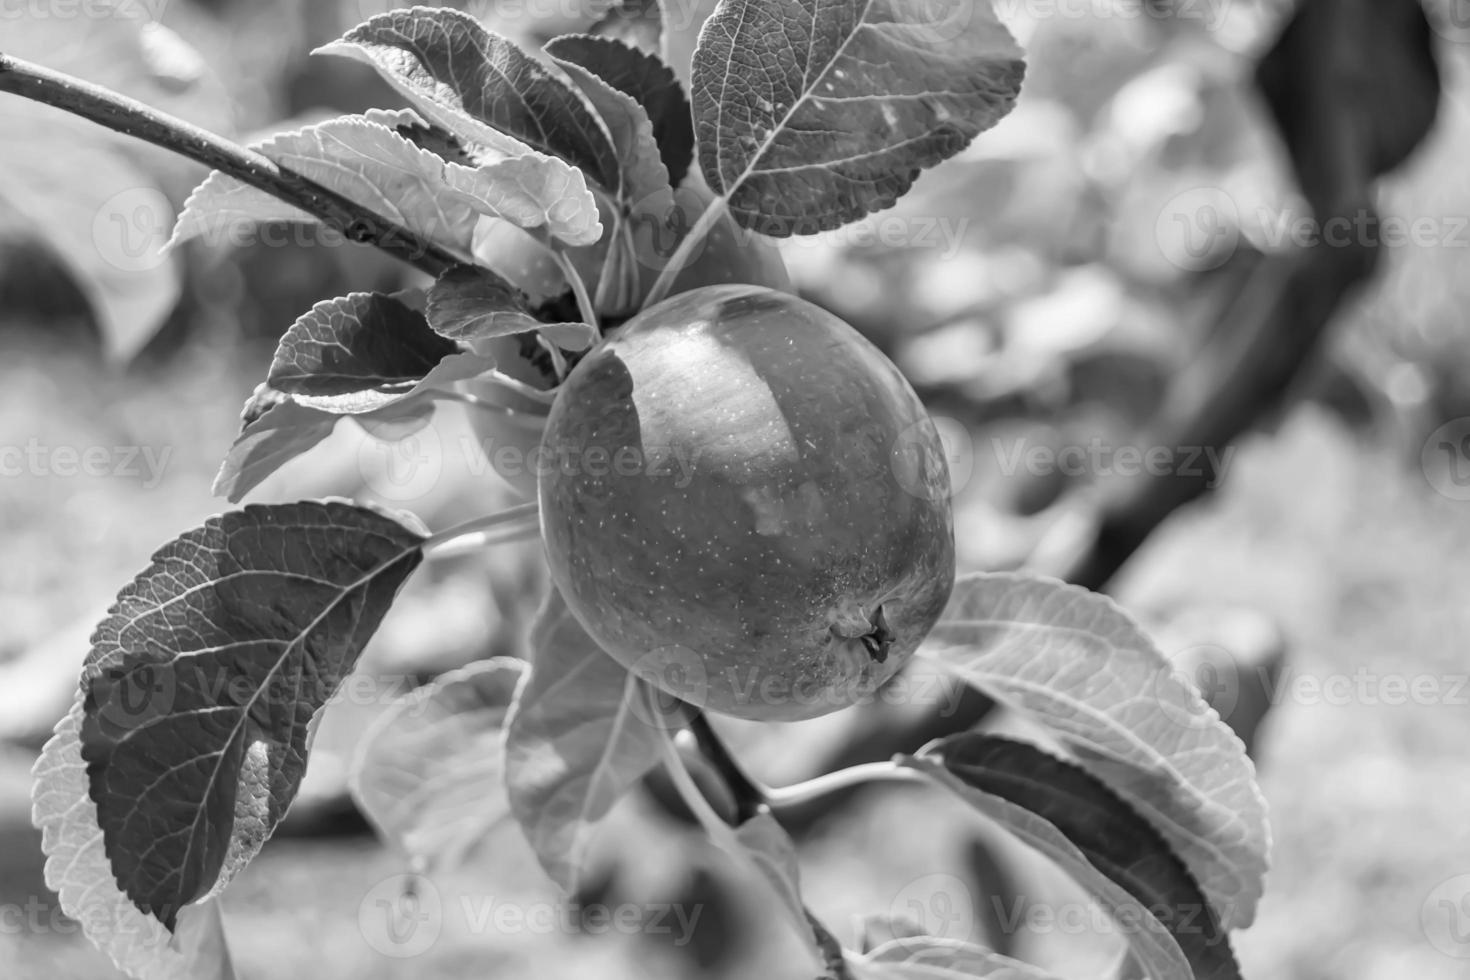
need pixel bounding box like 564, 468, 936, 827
0, 54, 459, 277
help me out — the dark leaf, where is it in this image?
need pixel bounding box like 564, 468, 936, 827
317, 7, 621, 192
911, 735, 1241, 980
212, 397, 340, 503
692, 0, 1025, 234
546, 34, 694, 188
79, 501, 427, 927
268, 292, 457, 400
427, 265, 596, 350
918, 573, 1269, 929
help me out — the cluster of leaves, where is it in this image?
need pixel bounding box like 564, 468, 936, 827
21, 2, 1268, 979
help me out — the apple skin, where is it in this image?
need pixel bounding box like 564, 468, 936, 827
538, 285, 955, 721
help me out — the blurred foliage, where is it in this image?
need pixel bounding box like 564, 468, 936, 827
3, 3, 1470, 978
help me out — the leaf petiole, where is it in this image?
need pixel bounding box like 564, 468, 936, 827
553, 250, 600, 336
422, 502, 541, 555
641, 192, 730, 308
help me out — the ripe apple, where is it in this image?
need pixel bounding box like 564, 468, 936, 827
538, 285, 956, 721
466, 184, 791, 497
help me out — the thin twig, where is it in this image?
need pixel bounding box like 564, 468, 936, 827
0, 54, 459, 277
688, 712, 767, 822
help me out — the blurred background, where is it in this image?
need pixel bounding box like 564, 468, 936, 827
2, 0, 1470, 978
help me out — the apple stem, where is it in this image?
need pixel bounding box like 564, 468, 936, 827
0, 53, 457, 277
657, 710, 745, 853
763, 762, 927, 811
641, 192, 731, 309
553, 250, 600, 338
688, 712, 768, 822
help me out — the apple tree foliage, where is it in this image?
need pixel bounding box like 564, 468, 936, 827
10, 2, 1270, 978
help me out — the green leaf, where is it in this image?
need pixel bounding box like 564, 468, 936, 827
211, 395, 339, 504
545, 34, 694, 190
427, 265, 596, 351
362, 107, 478, 165
78, 501, 427, 927
503, 586, 678, 890
267, 291, 501, 413
732, 812, 822, 963
692, 0, 1025, 234
591, 0, 663, 55
350, 658, 526, 872
316, 7, 621, 192
918, 573, 1269, 930
905, 735, 1241, 980
33, 699, 236, 980
171, 116, 602, 254
853, 935, 1066, 979
546, 37, 671, 210
167, 172, 316, 251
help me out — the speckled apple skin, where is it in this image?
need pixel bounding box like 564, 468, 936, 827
539, 285, 955, 721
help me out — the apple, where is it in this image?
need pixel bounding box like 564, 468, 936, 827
538, 285, 956, 721
466, 183, 792, 497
